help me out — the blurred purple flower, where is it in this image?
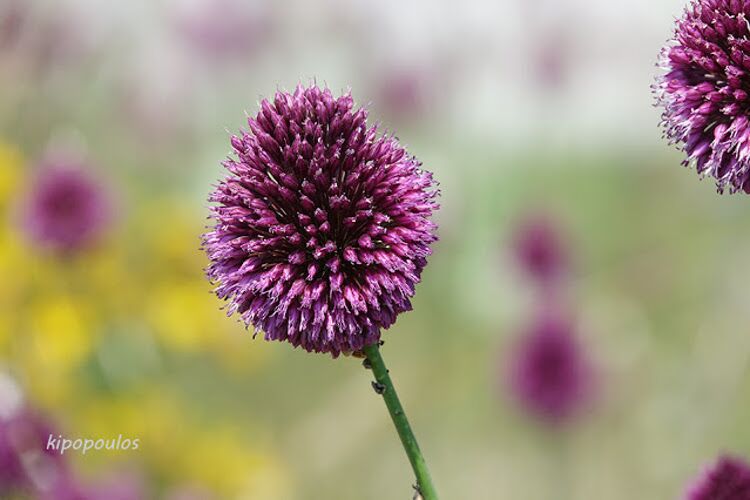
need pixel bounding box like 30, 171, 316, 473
0, 418, 28, 493
0, 0, 25, 51
530, 33, 571, 92
0, 408, 65, 496
21, 158, 111, 255
512, 214, 569, 286
173, 0, 270, 61
654, 0, 750, 194
685, 455, 750, 500
373, 68, 431, 124
506, 313, 595, 425
204, 85, 439, 356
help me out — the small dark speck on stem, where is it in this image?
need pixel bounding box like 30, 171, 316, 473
372, 381, 386, 394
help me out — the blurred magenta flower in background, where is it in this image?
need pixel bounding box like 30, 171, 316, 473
504, 211, 597, 428
171, 0, 272, 62
371, 67, 434, 125
20, 155, 111, 255
512, 212, 570, 289
0, 0, 25, 51
506, 312, 596, 425
684, 455, 750, 500
0, 375, 66, 498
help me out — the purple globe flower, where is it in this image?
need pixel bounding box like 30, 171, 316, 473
506, 313, 595, 425
21, 159, 110, 254
204, 85, 439, 356
654, 0, 750, 193
685, 455, 750, 500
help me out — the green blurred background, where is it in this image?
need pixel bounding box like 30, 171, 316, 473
2, 0, 750, 498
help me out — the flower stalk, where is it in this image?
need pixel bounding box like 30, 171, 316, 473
362, 343, 438, 500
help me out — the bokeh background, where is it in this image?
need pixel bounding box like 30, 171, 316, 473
2, 0, 750, 499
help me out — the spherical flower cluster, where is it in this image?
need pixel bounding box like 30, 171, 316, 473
685, 455, 750, 500
204, 85, 439, 356
506, 313, 594, 424
21, 159, 110, 254
655, 0, 750, 193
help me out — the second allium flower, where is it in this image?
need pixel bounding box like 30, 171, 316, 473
655, 0, 750, 193
204, 85, 439, 356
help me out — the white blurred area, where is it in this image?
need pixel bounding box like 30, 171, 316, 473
1, 0, 688, 151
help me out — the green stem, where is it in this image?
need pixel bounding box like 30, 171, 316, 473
362, 343, 439, 500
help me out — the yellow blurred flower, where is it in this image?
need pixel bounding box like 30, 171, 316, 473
0, 141, 24, 210
147, 281, 222, 352
0, 225, 30, 301
146, 279, 271, 372
74, 389, 290, 499
180, 425, 290, 499
76, 389, 190, 460
78, 243, 141, 316
0, 227, 29, 355
137, 198, 206, 279
0, 143, 30, 316
19, 352, 76, 408
237, 454, 292, 500
28, 294, 95, 371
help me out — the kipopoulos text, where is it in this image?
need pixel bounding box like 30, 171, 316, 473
46, 434, 140, 455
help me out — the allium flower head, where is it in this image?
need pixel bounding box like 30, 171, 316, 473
686, 455, 750, 500
655, 0, 750, 193
21, 158, 110, 254
204, 85, 439, 356
506, 313, 595, 425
